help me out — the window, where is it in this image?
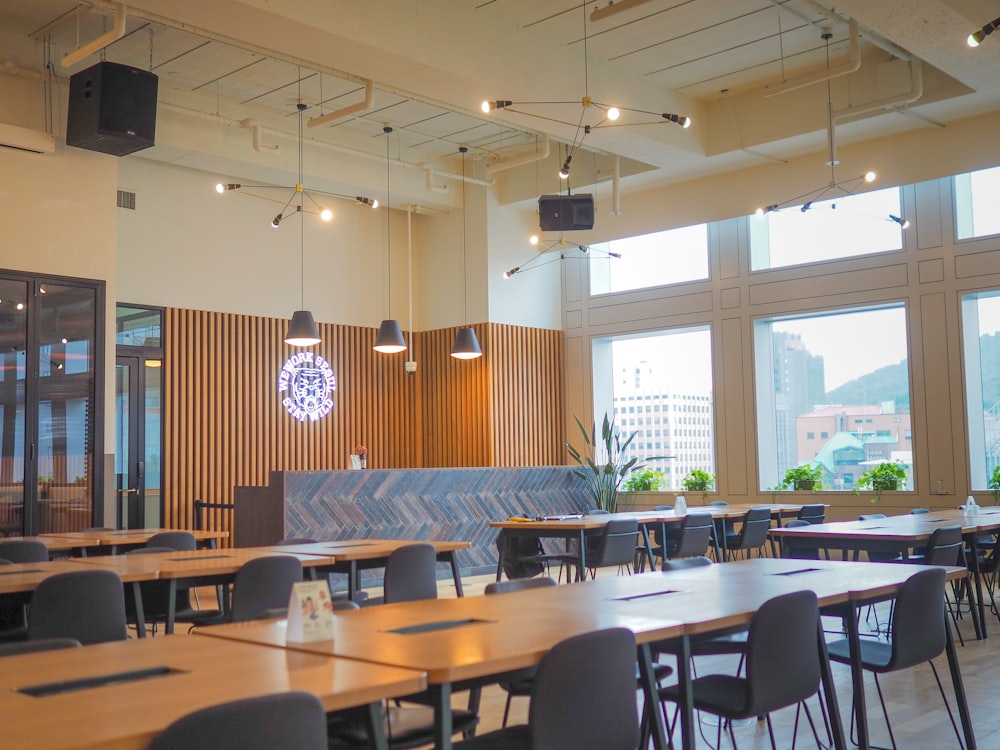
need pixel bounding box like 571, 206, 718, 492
590, 223, 708, 295
961, 290, 1000, 489
594, 326, 714, 491
754, 304, 912, 491
749, 187, 904, 270
955, 166, 1000, 239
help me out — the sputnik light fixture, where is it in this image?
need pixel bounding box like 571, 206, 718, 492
503, 235, 621, 279
373, 125, 407, 354
451, 147, 483, 360
968, 16, 1000, 47
481, 3, 689, 181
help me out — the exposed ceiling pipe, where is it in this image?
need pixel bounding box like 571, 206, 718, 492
418, 163, 448, 193
795, 0, 912, 61
239, 119, 279, 152
484, 135, 550, 175
833, 59, 923, 121
765, 19, 860, 97
60, 2, 127, 69
308, 79, 374, 129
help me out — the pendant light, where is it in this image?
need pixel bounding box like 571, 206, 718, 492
284, 77, 320, 347
451, 146, 483, 360
374, 125, 407, 354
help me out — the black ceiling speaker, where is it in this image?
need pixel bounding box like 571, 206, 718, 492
67, 61, 158, 157
538, 194, 595, 231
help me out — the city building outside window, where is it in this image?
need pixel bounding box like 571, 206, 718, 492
961, 290, 1000, 490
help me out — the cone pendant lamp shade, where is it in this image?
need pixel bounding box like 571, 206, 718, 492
285, 310, 321, 347
451, 326, 482, 359
373, 318, 407, 353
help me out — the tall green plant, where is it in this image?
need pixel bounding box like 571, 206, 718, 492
566, 413, 662, 512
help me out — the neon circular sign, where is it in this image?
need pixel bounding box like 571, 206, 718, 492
277, 351, 336, 422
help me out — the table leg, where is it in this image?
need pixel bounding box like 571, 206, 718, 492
966, 535, 987, 640
638, 525, 654, 572
432, 682, 454, 750
577, 530, 587, 582
347, 562, 358, 601
845, 600, 870, 749
637, 643, 670, 750
444, 551, 464, 597
676, 635, 694, 750
166, 579, 177, 635
366, 701, 389, 750
816, 619, 846, 749
944, 607, 977, 749
131, 581, 147, 639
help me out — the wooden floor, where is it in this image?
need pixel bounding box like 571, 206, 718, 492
192, 567, 997, 749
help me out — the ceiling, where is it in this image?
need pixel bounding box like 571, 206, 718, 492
2, 0, 1000, 211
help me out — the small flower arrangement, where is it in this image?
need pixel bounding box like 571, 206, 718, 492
355, 444, 367, 469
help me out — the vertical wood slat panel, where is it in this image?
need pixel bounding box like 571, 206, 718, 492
163, 311, 564, 539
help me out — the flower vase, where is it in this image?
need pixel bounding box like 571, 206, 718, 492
360, 455, 367, 469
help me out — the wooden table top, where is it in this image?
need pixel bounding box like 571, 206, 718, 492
70, 547, 335, 578
0, 635, 426, 750
490, 503, 812, 531
1, 535, 99, 553
0, 559, 153, 596
195, 558, 952, 682
46, 528, 229, 546
254, 539, 470, 561
769, 508, 1000, 542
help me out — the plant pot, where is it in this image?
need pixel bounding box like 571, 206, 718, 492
793, 479, 816, 491
872, 480, 898, 491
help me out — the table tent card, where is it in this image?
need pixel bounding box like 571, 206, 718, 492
287, 579, 335, 642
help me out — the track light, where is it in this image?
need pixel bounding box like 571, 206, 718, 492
968, 17, 1000, 47
356, 196, 379, 208
559, 155, 573, 179
481, 99, 513, 113
800, 201, 813, 213
662, 113, 692, 128
271, 213, 283, 228
889, 214, 910, 229
503, 267, 520, 279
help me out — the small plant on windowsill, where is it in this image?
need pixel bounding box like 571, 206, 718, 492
780, 464, 824, 492
623, 467, 666, 492
855, 461, 908, 504
988, 466, 1000, 506
682, 469, 716, 502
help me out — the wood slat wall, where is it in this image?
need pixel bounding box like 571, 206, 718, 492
163, 310, 564, 536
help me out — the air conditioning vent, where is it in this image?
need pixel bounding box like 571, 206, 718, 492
117, 190, 136, 210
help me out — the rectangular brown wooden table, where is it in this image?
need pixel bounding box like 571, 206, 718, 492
2, 535, 103, 556
72, 547, 336, 634
256, 539, 471, 600
45, 527, 229, 553
769, 508, 1000, 638
0, 634, 426, 750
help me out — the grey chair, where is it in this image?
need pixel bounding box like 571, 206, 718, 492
0, 637, 80, 657
910, 507, 930, 514
126, 546, 222, 633
586, 518, 640, 579
797, 503, 826, 524
658, 590, 825, 750
276, 537, 319, 545
364, 543, 439, 606
484, 576, 558, 596
228, 555, 304, 623
148, 691, 328, 750
0, 540, 48, 562
826, 568, 963, 750
779, 519, 822, 560
0, 543, 47, 640
723, 506, 772, 561
27, 569, 128, 645
661, 555, 713, 572
452, 628, 640, 750
666, 513, 714, 560
146, 531, 197, 550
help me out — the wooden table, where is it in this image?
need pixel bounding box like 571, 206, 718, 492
256, 539, 471, 601
769, 508, 1000, 638
73, 547, 336, 634
46, 528, 229, 553
1, 535, 103, 556
0, 633, 426, 750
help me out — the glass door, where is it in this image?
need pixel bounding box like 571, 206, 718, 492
0, 279, 27, 537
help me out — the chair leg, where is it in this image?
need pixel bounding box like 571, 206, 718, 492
501, 691, 514, 728
765, 714, 778, 750
929, 660, 967, 750
872, 672, 899, 750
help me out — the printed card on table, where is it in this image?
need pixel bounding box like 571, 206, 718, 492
286, 579, 335, 643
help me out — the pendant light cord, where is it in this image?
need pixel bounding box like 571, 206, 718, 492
461, 147, 469, 325
385, 126, 393, 318
298, 71, 305, 309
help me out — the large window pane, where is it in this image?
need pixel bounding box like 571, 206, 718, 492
754, 305, 912, 491
593, 327, 714, 491
0, 279, 27, 536
962, 291, 1000, 489
749, 187, 904, 270
590, 223, 708, 295
955, 166, 1000, 240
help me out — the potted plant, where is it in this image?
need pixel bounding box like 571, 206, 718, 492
566, 413, 664, 513
988, 466, 1000, 505
854, 461, 908, 504
780, 464, 824, 492
681, 469, 716, 502
623, 467, 665, 492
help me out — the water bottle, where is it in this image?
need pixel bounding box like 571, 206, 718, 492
675, 494, 687, 516
965, 495, 979, 515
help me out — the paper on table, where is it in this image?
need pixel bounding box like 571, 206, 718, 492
287, 579, 334, 643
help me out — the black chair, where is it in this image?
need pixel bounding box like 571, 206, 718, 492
0, 539, 48, 562
637, 505, 673, 571
0, 543, 47, 640
484, 576, 559, 596
0, 637, 80, 657
364, 543, 438, 606
228, 555, 304, 623
27, 569, 128, 645
910, 507, 930, 514
125, 546, 222, 634
452, 628, 640, 750
586, 518, 639, 579
665, 513, 714, 560
826, 568, 964, 750
495, 529, 575, 582
661, 555, 713, 572
779, 519, 822, 560
723, 506, 772, 561
910, 525, 964, 566
797, 503, 826, 524
658, 590, 825, 750
148, 691, 328, 750
146, 531, 197, 550
856, 514, 902, 563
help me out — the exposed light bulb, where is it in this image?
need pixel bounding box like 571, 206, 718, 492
215, 183, 225, 193
864, 171, 876, 183
61, 337, 68, 344
530, 235, 539, 246
682, 116, 692, 128
320, 208, 333, 221
16, 303, 24, 311
607, 107, 620, 121
481, 100, 491, 113
271, 213, 282, 228
755, 207, 765, 217
503, 267, 519, 279
968, 33, 982, 47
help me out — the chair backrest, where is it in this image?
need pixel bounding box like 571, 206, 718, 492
591, 518, 640, 568
485, 576, 558, 595
797, 503, 826, 524
529, 627, 639, 750
653, 505, 673, 511
887, 567, 947, 671
383, 543, 438, 604
745, 590, 821, 715
661, 555, 713, 572
673, 513, 714, 558
709, 501, 729, 506
229, 556, 304, 623
0, 637, 81, 658
0, 540, 48, 563
910, 508, 930, 514
733, 506, 772, 549
145, 531, 197, 551
148, 691, 328, 750
923, 525, 964, 566
780, 519, 821, 560
27, 569, 128, 645
858, 513, 886, 521
275, 537, 319, 545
